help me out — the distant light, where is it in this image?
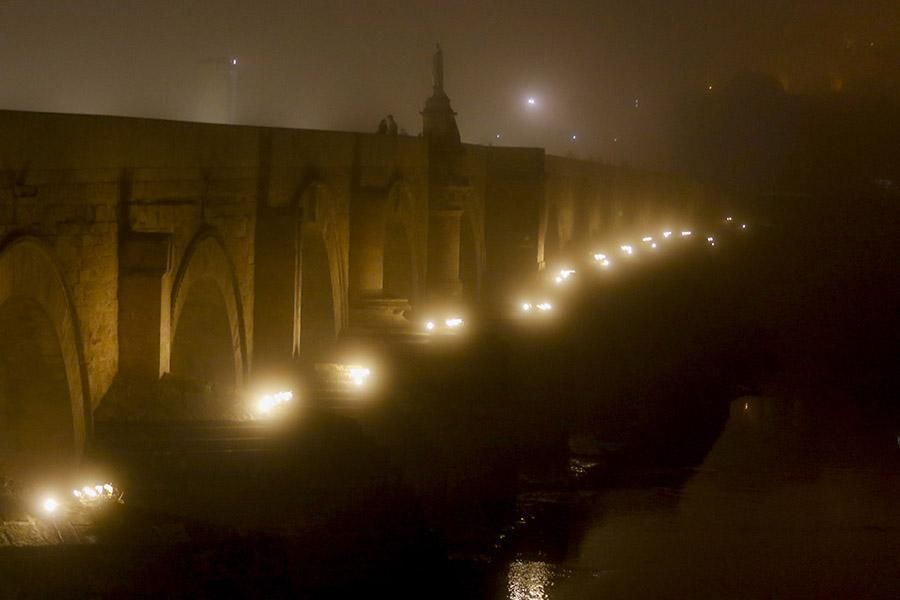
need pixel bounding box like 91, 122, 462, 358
592, 252, 606, 261
536, 302, 553, 312
707, 85, 713, 91
445, 317, 464, 328
554, 276, 562, 283
521, 303, 532, 312
642, 236, 653, 242
83, 486, 97, 498
571, 134, 577, 141
650, 243, 657, 249
527, 97, 536, 105
230, 58, 238, 66
662, 231, 673, 238
42, 497, 59, 514
707, 236, 715, 242
634, 98, 639, 108
725, 216, 733, 222
257, 390, 293, 415
681, 231, 692, 237
425, 320, 436, 331
613, 137, 618, 143
620, 245, 634, 255
496, 133, 502, 139
741, 224, 748, 230
600, 259, 611, 268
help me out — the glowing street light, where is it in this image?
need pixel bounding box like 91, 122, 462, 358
592, 252, 607, 262
620, 244, 634, 255
642, 236, 653, 242
445, 317, 464, 328
741, 224, 748, 230
553, 268, 576, 284
662, 231, 673, 239
681, 231, 692, 237
41, 497, 59, 515
521, 303, 533, 312
256, 390, 293, 416
347, 366, 371, 387
536, 302, 553, 312
527, 97, 536, 106
424, 320, 436, 331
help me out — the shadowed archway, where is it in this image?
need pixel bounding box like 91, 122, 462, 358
169, 230, 247, 391
0, 237, 88, 480
383, 219, 415, 300
299, 229, 337, 360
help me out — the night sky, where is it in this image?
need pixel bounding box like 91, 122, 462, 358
1, 1, 897, 166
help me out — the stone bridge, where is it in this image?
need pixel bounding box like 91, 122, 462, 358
0, 58, 721, 480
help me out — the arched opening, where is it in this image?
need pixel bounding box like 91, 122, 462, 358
383, 219, 415, 300
0, 297, 74, 481
169, 231, 247, 391
544, 204, 561, 267
299, 231, 336, 360
170, 278, 236, 390
459, 214, 478, 300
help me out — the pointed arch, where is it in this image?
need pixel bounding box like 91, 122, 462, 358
0, 235, 90, 474
169, 228, 248, 389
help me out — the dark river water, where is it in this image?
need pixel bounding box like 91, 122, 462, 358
494, 394, 900, 599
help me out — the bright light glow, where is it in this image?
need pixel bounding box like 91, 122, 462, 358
592, 253, 607, 261
527, 97, 536, 105
256, 390, 293, 415
571, 134, 577, 140
231, 58, 238, 66
642, 236, 653, 242
707, 236, 715, 242
725, 216, 733, 222
663, 231, 673, 238
83, 486, 97, 498
425, 320, 436, 331
72, 489, 81, 498
554, 268, 575, 284
600, 258, 611, 267
651, 243, 657, 249
445, 317, 464, 328
42, 497, 59, 514
741, 224, 748, 230
347, 366, 372, 387
103, 483, 114, 494
681, 231, 692, 237
620, 245, 634, 255
536, 302, 553, 312
521, 303, 532, 312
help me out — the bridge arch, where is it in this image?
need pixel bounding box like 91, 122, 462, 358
170, 229, 248, 390
0, 236, 89, 479
383, 181, 419, 302
297, 182, 344, 359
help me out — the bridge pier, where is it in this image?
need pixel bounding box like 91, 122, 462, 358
118, 233, 172, 382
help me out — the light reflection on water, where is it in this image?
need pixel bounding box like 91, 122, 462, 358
500, 396, 900, 599
507, 560, 553, 600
